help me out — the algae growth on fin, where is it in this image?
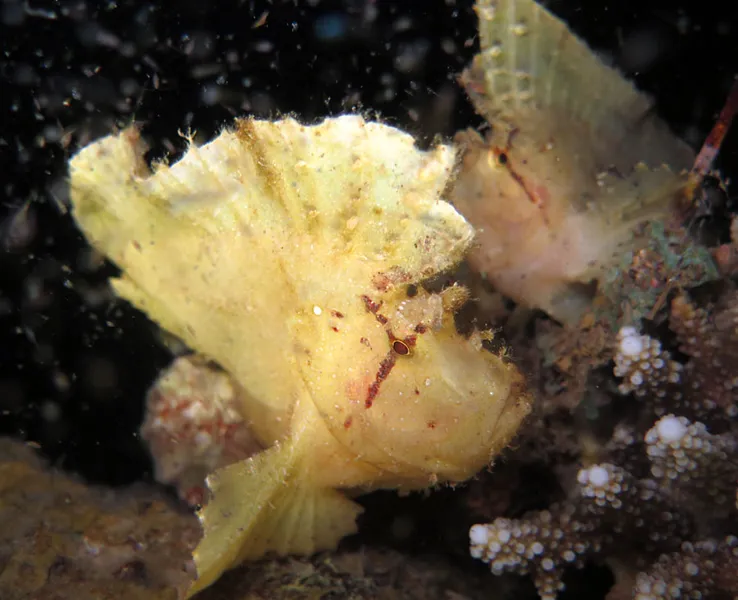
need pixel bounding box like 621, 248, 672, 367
68, 115, 532, 596
451, 0, 696, 325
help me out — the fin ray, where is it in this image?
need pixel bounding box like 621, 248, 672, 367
185, 410, 363, 598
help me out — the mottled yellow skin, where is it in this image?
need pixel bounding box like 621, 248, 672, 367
68, 116, 531, 596
451, 0, 695, 325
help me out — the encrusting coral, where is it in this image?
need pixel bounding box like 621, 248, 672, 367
68, 115, 532, 596
0, 439, 526, 600
140, 355, 263, 507
0, 438, 199, 600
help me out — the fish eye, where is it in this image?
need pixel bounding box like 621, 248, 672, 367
497, 152, 508, 165
392, 340, 411, 356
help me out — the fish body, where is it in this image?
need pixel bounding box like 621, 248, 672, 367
452, 0, 695, 324
68, 116, 531, 595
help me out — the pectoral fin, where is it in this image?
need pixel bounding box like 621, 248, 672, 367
185, 426, 363, 597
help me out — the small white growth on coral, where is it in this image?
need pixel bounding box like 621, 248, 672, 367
613, 326, 683, 399
469, 523, 490, 547
577, 463, 630, 511
654, 415, 687, 444
644, 415, 738, 509
579, 465, 610, 487
684, 561, 700, 576
469, 505, 586, 600
618, 326, 644, 357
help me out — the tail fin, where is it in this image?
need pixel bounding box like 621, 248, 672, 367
185, 413, 363, 597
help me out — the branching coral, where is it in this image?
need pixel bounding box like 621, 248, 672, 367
614, 291, 738, 424
470, 291, 738, 598
644, 415, 738, 513
470, 460, 699, 598
471, 420, 738, 598
470, 462, 691, 600
633, 537, 738, 600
